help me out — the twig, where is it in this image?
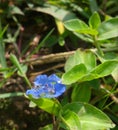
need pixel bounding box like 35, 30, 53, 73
30, 63, 65, 76
21, 51, 75, 65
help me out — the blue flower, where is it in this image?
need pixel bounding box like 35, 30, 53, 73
26, 74, 66, 98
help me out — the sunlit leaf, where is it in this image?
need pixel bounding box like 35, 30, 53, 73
61, 110, 81, 130
63, 102, 115, 130
28, 96, 61, 116
62, 64, 87, 85
65, 49, 96, 72
64, 19, 88, 31
98, 18, 118, 40
64, 19, 98, 35
89, 12, 101, 29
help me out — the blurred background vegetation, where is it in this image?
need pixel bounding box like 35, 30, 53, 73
0, 0, 118, 130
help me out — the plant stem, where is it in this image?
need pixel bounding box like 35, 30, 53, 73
52, 115, 59, 130
93, 36, 104, 56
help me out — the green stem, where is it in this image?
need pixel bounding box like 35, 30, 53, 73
93, 36, 104, 56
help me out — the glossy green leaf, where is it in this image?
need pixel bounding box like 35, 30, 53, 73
76, 28, 98, 35
64, 19, 88, 30
62, 64, 87, 85
89, 12, 101, 29
63, 102, 115, 130
64, 19, 98, 35
81, 60, 118, 82
96, 52, 118, 82
71, 83, 91, 102
61, 110, 81, 130
63, 60, 118, 84
98, 18, 118, 40
28, 96, 61, 116
91, 60, 118, 78
65, 49, 96, 72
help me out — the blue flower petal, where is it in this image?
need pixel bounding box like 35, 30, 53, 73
26, 74, 66, 99
34, 74, 48, 86
53, 83, 66, 97
48, 74, 61, 83
26, 88, 41, 98
43, 83, 66, 98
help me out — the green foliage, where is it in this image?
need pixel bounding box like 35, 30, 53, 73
64, 49, 96, 72
62, 102, 115, 130
89, 12, 101, 29
28, 3, 77, 21
27, 96, 61, 116
0, 92, 23, 99
61, 110, 81, 130
0, 23, 8, 74
98, 18, 118, 40
10, 54, 31, 87
62, 49, 118, 84
71, 83, 91, 102
0, 0, 118, 130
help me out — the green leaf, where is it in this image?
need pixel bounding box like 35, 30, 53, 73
10, 54, 31, 87
0, 24, 8, 71
63, 58, 118, 84
76, 28, 98, 35
28, 96, 61, 116
96, 52, 118, 82
98, 18, 118, 40
64, 19, 94, 42
10, 54, 24, 75
89, 12, 101, 29
17, 64, 28, 76
65, 49, 96, 72
64, 19, 98, 35
64, 19, 88, 31
73, 32, 93, 43
62, 64, 87, 85
9, 5, 24, 15
61, 110, 81, 130
90, 60, 118, 78
81, 60, 118, 82
63, 102, 115, 130
0, 24, 8, 38
112, 64, 118, 82
29, 4, 76, 21
71, 83, 91, 102
29, 101, 36, 108
58, 36, 65, 46
0, 92, 23, 99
